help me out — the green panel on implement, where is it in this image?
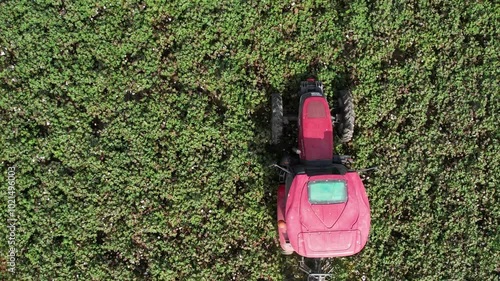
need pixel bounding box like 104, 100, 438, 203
308, 180, 347, 204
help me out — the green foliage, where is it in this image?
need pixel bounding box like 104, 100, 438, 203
0, 0, 498, 280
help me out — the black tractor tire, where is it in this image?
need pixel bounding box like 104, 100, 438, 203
271, 93, 283, 144
335, 90, 355, 143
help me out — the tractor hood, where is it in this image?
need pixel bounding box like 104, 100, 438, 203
285, 173, 370, 258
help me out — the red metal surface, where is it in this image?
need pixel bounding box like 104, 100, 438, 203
298, 97, 333, 162
277, 184, 294, 253
281, 173, 370, 258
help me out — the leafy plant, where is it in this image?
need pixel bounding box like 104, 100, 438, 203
0, 0, 498, 280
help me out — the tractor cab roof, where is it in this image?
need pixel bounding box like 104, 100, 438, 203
285, 172, 370, 258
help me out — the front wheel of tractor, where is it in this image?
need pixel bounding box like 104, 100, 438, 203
335, 89, 355, 143
271, 93, 284, 145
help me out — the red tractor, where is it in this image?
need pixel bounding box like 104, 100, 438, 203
271, 79, 371, 280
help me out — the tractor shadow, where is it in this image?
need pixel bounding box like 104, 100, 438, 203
249, 71, 353, 280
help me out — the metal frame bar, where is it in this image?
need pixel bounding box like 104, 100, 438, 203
299, 257, 334, 281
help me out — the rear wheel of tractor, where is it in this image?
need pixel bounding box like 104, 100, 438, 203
335, 90, 355, 143
271, 93, 283, 144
